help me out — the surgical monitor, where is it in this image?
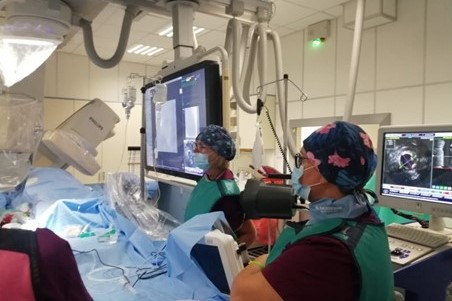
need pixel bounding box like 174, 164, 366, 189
143, 60, 222, 181
375, 124, 452, 231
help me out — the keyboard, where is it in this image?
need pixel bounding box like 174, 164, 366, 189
247, 246, 270, 260
386, 223, 450, 249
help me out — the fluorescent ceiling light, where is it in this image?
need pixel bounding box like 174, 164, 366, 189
193, 27, 205, 35
158, 26, 173, 37
146, 48, 163, 56
127, 44, 144, 53
126, 44, 163, 57
157, 26, 205, 38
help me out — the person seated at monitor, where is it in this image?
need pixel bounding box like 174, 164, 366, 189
184, 124, 256, 247
231, 121, 394, 301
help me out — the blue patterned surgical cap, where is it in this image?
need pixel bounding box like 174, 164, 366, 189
302, 121, 377, 190
196, 124, 236, 161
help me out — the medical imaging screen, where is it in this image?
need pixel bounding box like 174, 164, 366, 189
143, 61, 222, 180
380, 131, 452, 203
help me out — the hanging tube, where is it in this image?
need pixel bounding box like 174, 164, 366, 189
80, 5, 140, 69
256, 22, 268, 103
241, 31, 258, 106
269, 29, 297, 156
343, 0, 366, 122
231, 18, 257, 114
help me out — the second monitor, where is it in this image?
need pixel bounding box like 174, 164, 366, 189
375, 123, 452, 231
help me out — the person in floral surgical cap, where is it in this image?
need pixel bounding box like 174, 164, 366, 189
231, 121, 394, 301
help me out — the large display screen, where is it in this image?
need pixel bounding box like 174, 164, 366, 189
375, 124, 452, 218
143, 60, 222, 181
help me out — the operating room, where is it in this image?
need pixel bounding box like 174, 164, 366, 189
1, 0, 452, 300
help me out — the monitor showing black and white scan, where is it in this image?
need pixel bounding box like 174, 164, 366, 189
143, 60, 223, 181
375, 124, 452, 224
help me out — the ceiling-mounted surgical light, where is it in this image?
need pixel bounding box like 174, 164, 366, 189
0, 0, 72, 87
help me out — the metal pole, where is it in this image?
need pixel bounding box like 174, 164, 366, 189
140, 78, 146, 201
282, 73, 289, 175
343, 0, 365, 122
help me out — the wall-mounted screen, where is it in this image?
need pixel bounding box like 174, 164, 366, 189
375, 124, 452, 224
143, 60, 223, 181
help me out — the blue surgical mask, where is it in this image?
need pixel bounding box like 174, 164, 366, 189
291, 165, 321, 201
192, 153, 209, 170
308, 193, 371, 224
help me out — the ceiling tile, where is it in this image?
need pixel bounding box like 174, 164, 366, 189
285, 12, 333, 31
270, 0, 316, 27
132, 13, 172, 33
285, 0, 349, 11
196, 30, 226, 48
193, 12, 230, 30
92, 3, 125, 27
133, 33, 173, 49
324, 5, 344, 17
272, 26, 297, 38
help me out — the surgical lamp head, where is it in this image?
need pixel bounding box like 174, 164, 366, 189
0, 93, 43, 199
0, 0, 72, 87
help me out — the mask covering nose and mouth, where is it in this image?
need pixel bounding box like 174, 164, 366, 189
291, 165, 323, 201
192, 153, 209, 170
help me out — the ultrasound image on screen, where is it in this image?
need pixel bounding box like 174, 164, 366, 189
382, 137, 433, 187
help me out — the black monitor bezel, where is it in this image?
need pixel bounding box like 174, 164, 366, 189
142, 60, 223, 181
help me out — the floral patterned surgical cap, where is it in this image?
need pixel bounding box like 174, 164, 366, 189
196, 124, 236, 161
302, 121, 377, 190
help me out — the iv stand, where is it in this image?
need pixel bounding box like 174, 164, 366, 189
255, 74, 307, 174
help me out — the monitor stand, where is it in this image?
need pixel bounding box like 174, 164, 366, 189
429, 216, 452, 237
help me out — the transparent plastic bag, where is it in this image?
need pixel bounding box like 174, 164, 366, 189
0, 93, 42, 193
104, 172, 180, 240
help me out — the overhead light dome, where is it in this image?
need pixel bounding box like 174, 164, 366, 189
0, 0, 72, 87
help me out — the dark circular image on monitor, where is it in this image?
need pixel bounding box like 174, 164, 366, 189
383, 138, 432, 187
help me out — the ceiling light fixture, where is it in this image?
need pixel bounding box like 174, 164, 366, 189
0, 0, 72, 88
157, 25, 205, 38
126, 44, 163, 57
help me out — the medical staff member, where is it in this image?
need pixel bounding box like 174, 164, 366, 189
184, 124, 256, 247
231, 121, 394, 301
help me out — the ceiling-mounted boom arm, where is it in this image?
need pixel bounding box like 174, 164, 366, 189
78, 4, 141, 68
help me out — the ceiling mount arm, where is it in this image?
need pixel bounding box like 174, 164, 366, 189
79, 4, 141, 68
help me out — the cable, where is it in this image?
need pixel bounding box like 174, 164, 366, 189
73, 247, 168, 288
116, 119, 129, 173
73, 248, 130, 285
132, 265, 167, 287
390, 208, 429, 228
265, 107, 292, 173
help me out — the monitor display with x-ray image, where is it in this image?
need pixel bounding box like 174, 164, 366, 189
143, 60, 223, 181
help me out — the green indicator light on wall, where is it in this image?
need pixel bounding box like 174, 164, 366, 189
311, 37, 325, 48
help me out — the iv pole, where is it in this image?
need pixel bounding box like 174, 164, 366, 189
255, 75, 307, 174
